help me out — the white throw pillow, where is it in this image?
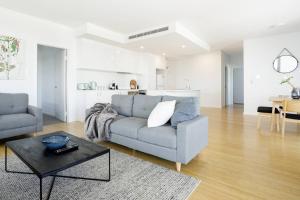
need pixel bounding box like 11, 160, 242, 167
147, 100, 176, 128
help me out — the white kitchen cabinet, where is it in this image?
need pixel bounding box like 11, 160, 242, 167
155, 56, 167, 70
77, 38, 115, 71
115, 49, 138, 73
136, 53, 149, 74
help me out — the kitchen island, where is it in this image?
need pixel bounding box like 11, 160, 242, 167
146, 90, 200, 98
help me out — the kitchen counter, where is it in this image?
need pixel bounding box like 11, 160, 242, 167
147, 90, 200, 97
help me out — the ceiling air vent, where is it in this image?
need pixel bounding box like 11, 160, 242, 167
128, 26, 169, 39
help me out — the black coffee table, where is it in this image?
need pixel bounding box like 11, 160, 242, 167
4, 131, 110, 200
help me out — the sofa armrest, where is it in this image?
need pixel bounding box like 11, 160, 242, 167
176, 115, 208, 164
28, 105, 43, 131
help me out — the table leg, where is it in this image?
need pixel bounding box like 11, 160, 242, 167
40, 178, 43, 200
4, 146, 34, 175
109, 150, 111, 181
276, 114, 280, 132
5, 145, 7, 172
39, 175, 56, 200
51, 151, 111, 182
270, 104, 275, 132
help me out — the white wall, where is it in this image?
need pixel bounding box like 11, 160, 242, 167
0, 6, 162, 121
0, 6, 77, 121
244, 32, 300, 114
166, 51, 224, 107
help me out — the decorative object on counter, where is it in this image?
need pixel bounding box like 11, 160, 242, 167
109, 82, 118, 90
280, 76, 300, 99
130, 79, 137, 89
42, 135, 70, 150
89, 81, 97, 90
77, 82, 99, 90
0, 35, 25, 80
77, 83, 90, 90
273, 48, 298, 73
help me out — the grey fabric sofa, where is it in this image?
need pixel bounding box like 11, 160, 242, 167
0, 93, 43, 139
109, 94, 208, 171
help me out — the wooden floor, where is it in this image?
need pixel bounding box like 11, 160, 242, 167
1, 105, 300, 200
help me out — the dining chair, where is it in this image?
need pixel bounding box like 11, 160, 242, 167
281, 100, 300, 137
257, 106, 280, 131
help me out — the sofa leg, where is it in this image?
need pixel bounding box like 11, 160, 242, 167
176, 162, 181, 172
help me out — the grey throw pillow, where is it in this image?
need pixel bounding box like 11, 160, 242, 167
171, 102, 198, 128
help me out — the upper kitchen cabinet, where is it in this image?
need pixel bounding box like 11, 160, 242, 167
136, 53, 151, 74
155, 55, 167, 70
114, 48, 137, 73
77, 38, 115, 71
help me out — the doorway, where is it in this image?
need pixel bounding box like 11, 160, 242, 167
37, 45, 67, 125
225, 65, 233, 106
225, 50, 244, 107
233, 68, 244, 104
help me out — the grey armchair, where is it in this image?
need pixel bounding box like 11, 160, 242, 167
0, 93, 43, 139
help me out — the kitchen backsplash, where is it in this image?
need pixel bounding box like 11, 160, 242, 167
76, 70, 144, 90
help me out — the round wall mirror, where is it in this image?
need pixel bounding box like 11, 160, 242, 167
273, 49, 299, 73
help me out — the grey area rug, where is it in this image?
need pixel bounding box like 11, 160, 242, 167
0, 150, 199, 200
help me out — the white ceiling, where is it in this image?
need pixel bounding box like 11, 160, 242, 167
1, 0, 300, 56
125, 32, 208, 58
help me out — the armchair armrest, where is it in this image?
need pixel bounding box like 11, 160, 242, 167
28, 105, 43, 131
176, 115, 208, 164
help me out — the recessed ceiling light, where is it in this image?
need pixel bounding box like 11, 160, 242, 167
181, 45, 186, 49
162, 53, 166, 56
140, 46, 144, 49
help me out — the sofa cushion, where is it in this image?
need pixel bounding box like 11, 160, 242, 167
162, 96, 200, 114
148, 100, 176, 128
0, 93, 28, 115
171, 102, 199, 128
138, 125, 177, 149
114, 114, 126, 121
112, 95, 133, 117
257, 106, 280, 114
132, 95, 162, 118
0, 113, 36, 131
286, 113, 300, 120
110, 117, 147, 139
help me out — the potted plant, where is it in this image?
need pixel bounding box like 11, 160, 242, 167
280, 76, 300, 99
